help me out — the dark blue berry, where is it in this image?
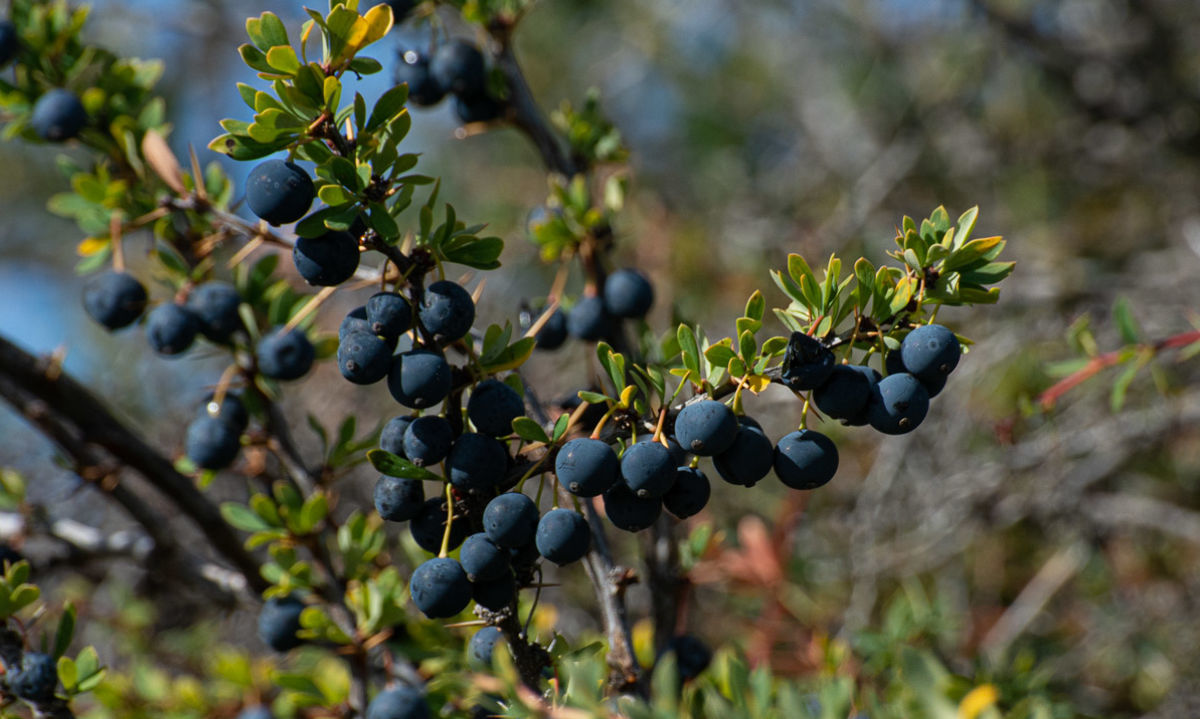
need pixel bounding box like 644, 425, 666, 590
258, 596, 306, 652
410, 498, 469, 554
366, 292, 413, 340
603, 483, 662, 532
402, 415, 454, 467
409, 557, 471, 618
713, 422, 774, 487
900, 324, 960, 385
603, 269, 654, 318
660, 635, 712, 681
780, 332, 835, 391
418, 281, 475, 342
673, 400, 737, 456
866, 373, 930, 435
380, 415, 415, 456
366, 686, 430, 719
454, 93, 504, 124
566, 295, 612, 342
468, 626, 504, 667
145, 303, 199, 356
200, 393, 249, 432
83, 271, 147, 330
663, 467, 710, 519
812, 365, 874, 421
620, 441, 676, 498
459, 533, 510, 582
374, 475, 425, 522
0, 22, 19, 68
843, 366, 883, 426
472, 571, 516, 611
379, 0, 417, 21
394, 50, 446, 106
31, 89, 86, 142
446, 433, 508, 490
9, 652, 57, 701
294, 230, 359, 286
483, 493, 539, 548
535, 508, 590, 565
387, 349, 451, 408
885, 350, 906, 376
257, 327, 315, 381
509, 539, 541, 568
555, 438, 619, 497
919, 370, 947, 398
185, 415, 241, 470
467, 379, 524, 437
431, 40, 487, 98
773, 430, 838, 490
534, 308, 568, 350
337, 330, 392, 385
636, 434, 688, 467
245, 160, 314, 226
187, 282, 242, 343
237, 706, 274, 719
341, 306, 373, 340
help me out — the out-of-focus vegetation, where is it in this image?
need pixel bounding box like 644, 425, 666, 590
1, 1, 1200, 718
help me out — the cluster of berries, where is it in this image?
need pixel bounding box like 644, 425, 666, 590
767, 324, 963, 483
531, 267, 655, 350
395, 39, 504, 124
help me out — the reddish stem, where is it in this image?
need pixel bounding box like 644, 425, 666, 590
1037, 328, 1200, 410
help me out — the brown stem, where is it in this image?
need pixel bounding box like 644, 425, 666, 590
644, 515, 683, 656
0, 334, 268, 594
492, 40, 578, 178
571, 491, 641, 692
0, 374, 245, 607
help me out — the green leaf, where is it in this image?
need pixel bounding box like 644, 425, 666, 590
954, 206, 979, 249
9, 584, 39, 613
1113, 297, 1140, 345
479, 337, 535, 374
238, 44, 274, 73
318, 184, 355, 206
366, 450, 443, 481
738, 330, 757, 363
296, 494, 329, 534
258, 12, 290, 48
743, 290, 765, 321
323, 75, 342, 111
596, 343, 626, 393
677, 324, 700, 374
369, 84, 408, 132
249, 494, 283, 527
787, 253, 817, 290
53, 603, 76, 658
58, 656, 77, 692
207, 133, 282, 161
347, 56, 384, 75
889, 275, 916, 316
512, 417, 549, 444
1110, 354, 1145, 411
958, 261, 1015, 285
441, 235, 503, 270
704, 340, 737, 368
220, 503, 271, 532
552, 415, 571, 443
578, 390, 611, 405
942, 236, 1005, 272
